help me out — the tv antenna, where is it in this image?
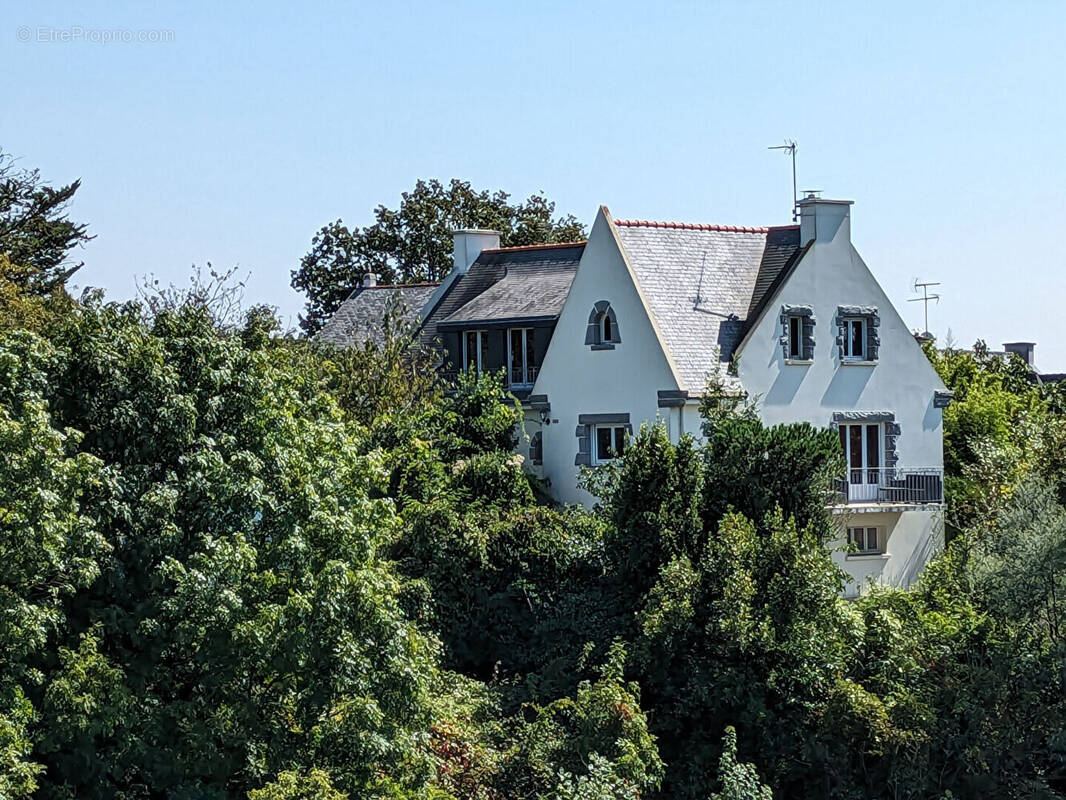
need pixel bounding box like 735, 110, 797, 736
768, 140, 798, 221
908, 279, 941, 335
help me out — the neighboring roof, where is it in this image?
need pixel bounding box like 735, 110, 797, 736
612, 219, 801, 393
421, 242, 585, 342
747, 226, 804, 319
315, 283, 439, 348
440, 243, 584, 327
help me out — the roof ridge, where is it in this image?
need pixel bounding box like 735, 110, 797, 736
481, 240, 587, 253
614, 219, 773, 234
362, 282, 440, 289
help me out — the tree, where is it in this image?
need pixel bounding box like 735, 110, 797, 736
0, 150, 92, 292
3, 299, 442, 797
291, 178, 585, 334
710, 728, 772, 800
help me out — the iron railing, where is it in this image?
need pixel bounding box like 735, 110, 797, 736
509, 365, 539, 387
834, 466, 943, 505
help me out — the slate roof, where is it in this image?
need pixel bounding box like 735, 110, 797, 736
440, 243, 584, 327
421, 242, 585, 344
315, 283, 438, 348
613, 219, 801, 393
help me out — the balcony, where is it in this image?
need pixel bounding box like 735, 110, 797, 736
833, 467, 943, 508
509, 364, 539, 389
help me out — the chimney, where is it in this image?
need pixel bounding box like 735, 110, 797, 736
1003, 341, 1035, 367
362, 272, 379, 288
452, 229, 501, 274
798, 193, 853, 246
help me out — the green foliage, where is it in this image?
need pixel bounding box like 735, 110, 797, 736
0, 300, 441, 797
501, 644, 663, 800
710, 727, 772, 800
247, 768, 348, 800
924, 339, 1066, 529
0, 150, 92, 292
699, 387, 844, 537
291, 178, 585, 333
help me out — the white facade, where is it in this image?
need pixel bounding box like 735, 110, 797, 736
734, 197, 947, 594
527, 196, 947, 596
530, 207, 681, 506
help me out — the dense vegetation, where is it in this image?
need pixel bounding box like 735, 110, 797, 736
290, 178, 586, 334
3, 158, 1066, 797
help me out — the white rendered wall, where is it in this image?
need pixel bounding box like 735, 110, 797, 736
830, 509, 944, 596
736, 230, 946, 471
532, 208, 680, 506
736, 211, 948, 590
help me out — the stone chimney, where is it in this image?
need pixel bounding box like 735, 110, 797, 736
362, 272, 379, 288
452, 229, 501, 274
798, 193, 853, 247
1003, 341, 1035, 367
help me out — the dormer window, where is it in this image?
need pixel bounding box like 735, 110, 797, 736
585, 300, 620, 350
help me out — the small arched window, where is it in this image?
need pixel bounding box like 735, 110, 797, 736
586, 301, 620, 350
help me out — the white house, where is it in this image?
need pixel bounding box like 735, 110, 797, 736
320, 194, 949, 596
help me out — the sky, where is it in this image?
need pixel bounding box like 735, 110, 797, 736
4, 1, 1066, 368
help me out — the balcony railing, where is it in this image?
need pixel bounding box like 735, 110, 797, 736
833, 467, 943, 505
509, 365, 539, 388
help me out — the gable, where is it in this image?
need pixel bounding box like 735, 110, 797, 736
534, 207, 682, 395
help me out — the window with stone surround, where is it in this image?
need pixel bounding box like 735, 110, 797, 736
780, 304, 815, 361
585, 301, 621, 350
835, 306, 880, 362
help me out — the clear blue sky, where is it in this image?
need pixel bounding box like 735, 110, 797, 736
6, 1, 1066, 367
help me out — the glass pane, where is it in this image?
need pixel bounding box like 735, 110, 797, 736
850, 320, 864, 358
849, 425, 863, 482
596, 427, 613, 461
614, 427, 627, 455
509, 329, 523, 384
789, 317, 801, 357
526, 329, 535, 382
866, 424, 880, 483
867, 528, 879, 551
479, 332, 487, 373
465, 331, 477, 371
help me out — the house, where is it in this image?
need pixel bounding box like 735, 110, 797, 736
317, 273, 439, 348
319, 194, 948, 596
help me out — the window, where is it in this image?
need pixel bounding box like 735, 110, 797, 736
842, 317, 867, 360
788, 315, 803, 359
780, 304, 815, 361
463, 330, 488, 374
508, 328, 537, 386
585, 301, 620, 349
835, 306, 880, 362
840, 422, 882, 485
848, 526, 882, 554
593, 425, 627, 464
529, 431, 543, 465
600, 312, 612, 343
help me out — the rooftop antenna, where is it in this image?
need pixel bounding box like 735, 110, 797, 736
768, 140, 798, 221
695, 252, 707, 308
908, 279, 941, 336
